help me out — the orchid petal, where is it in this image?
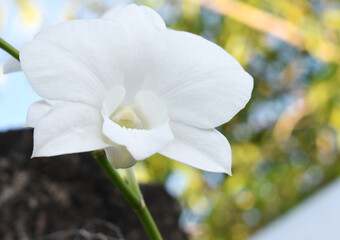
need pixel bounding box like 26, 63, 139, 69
159, 121, 232, 174
20, 20, 129, 107
3, 58, 21, 74
102, 4, 165, 32
32, 102, 108, 157
103, 4, 166, 102
105, 146, 137, 169
26, 100, 53, 128
134, 90, 168, 129
102, 85, 126, 117
142, 30, 253, 128
102, 118, 174, 160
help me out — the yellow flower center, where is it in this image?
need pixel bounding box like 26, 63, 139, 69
110, 106, 143, 129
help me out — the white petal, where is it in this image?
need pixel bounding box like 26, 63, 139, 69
134, 90, 168, 129
25, 100, 53, 128
105, 146, 136, 169
102, 4, 166, 102
159, 121, 232, 174
142, 30, 253, 128
102, 85, 126, 117
20, 19, 130, 107
102, 4, 165, 32
3, 58, 21, 74
102, 118, 174, 161
32, 102, 108, 157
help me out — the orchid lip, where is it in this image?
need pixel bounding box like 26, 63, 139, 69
100, 85, 175, 161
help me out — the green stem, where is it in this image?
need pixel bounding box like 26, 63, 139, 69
126, 167, 143, 200
92, 151, 163, 240
0, 38, 20, 61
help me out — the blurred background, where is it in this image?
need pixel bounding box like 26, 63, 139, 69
1, 0, 340, 239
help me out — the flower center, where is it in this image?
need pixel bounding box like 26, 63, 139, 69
110, 105, 143, 129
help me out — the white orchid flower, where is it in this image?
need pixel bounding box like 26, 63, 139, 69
19, 4, 253, 174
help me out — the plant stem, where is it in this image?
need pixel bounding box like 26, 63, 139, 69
92, 151, 163, 240
0, 38, 20, 61
126, 167, 143, 201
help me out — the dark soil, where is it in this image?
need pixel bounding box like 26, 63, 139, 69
0, 129, 187, 240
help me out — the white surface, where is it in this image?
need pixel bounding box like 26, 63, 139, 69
249, 178, 340, 240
